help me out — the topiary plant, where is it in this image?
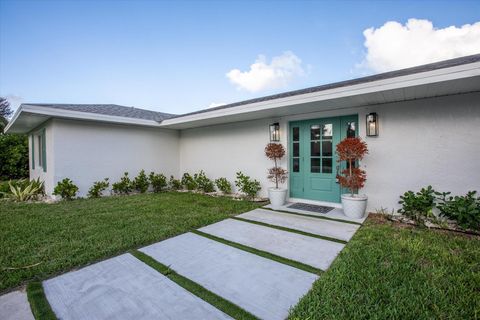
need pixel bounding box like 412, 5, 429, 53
133, 169, 149, 193
88, 178, 109, 198
149, 172, 168, 192
235, 171, 261, 200
215, 177, 232, 194
336, 137, 368, 196
265, 143, 288, 189
53, 178, 78, 200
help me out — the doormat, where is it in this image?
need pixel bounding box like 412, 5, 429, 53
287, 203, 335, 214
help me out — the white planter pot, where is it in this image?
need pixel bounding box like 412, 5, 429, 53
268, 188, 287, 209
341, 194, 368, 219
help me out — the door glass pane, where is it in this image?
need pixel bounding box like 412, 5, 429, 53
310, 141, 320, 156
322, 158, 332, 173
293, 142, 299, 157
322, 124, 332, 138
347, 122, 356, 138
293, 158, 300, 172
310, 125, 320, 140
322, 140, 332, 157
293, 127, 299, 141
311, 158, 320, 173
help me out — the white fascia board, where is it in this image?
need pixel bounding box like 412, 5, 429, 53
160, 62, 480, 126
3, 105, 24, 133
9, 105, 162, 130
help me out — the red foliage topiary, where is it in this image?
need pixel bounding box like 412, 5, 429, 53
265, 143, 287, 189
336, 137, 368, 196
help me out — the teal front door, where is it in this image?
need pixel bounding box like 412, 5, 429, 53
289, 115, 358, 203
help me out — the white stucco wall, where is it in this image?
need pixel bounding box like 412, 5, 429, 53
180, 92, 480, 212
29, 120, 55, 194
49, 119, 180, 197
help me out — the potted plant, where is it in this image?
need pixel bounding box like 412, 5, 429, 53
336, 137, 369, 218
265, 143, 288, 209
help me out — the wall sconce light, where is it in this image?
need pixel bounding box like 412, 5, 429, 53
366, 113, 378, 137
269, 122, 280, 142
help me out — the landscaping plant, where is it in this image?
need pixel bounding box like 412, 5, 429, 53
53, 178, 78, 200
194, 170, 215, 193
169, 176, 183, 190
7, 179, 44, 202
398, 186, 436, 221
112, 172, 133, 195
235, 171, 261, 200
87, 178, 109, 198
149, 172, 168, 192
265, 143, 288, 189
133, 169, 150, 193
181, 173, 198, 191
436, 190, 480, 230
215, 177, 232, 194
335, 137, 368, 196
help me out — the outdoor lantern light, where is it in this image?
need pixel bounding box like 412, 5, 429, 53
366, 112, 378, 136
269, 122, 280, 142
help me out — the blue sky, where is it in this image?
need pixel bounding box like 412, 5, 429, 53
1, 0, 479, 114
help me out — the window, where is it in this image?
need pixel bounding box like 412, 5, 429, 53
292, 127, 300, 172
37, 135, 43, 168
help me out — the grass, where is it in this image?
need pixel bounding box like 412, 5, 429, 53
26, 282, 57, 320
0, 192, 261, 292
289, 215, 480, 320
193, 229, 322, 274
130, 250, 258, 320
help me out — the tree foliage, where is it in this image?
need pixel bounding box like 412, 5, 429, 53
265, 143, 288, 189
336, 137, 368, 196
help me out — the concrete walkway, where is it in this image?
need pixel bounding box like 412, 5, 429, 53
1, 206, 363, 320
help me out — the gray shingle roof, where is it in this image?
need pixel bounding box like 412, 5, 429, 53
170, 53, 480, 119
26, 104, 176, 122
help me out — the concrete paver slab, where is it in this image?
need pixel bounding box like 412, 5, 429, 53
43, 253, 232, 320
140, 232, 318, 320
0, 289, 34, 320
199, 218, 345, 270
264, 203, 368, 223
238, 208, 360, 241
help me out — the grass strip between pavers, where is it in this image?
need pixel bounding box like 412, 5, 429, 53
130, 250, 258, 320
261, 207, 363, 225
192, 229, 323, 275
26, 282, 57, 320
232, 216, 347, 244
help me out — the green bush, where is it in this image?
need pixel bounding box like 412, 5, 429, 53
215, 177, 232, 194
133, 170, 149, 193
194, 170, 215, 193
181, 173, 197, 191
436, 191, 480, 230
169, 176, 182, 190
87, 178, 109, 198
149, 172, 167, 192
53, 178, 78, 200
0, 133, 28, 180
235, 171, 261, 200
398, 186, 436, 221
112, 172, 133, 195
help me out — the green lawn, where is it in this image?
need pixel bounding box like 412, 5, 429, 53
289, 216, 480, 320
0, 192, 261, 292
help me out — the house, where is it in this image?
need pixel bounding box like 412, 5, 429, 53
4, 54, 480, 211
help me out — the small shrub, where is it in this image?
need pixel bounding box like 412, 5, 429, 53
88, 178, 109, 198
215, 177, 232, 194
265, 143, 288, 189
112, 172, 133, 195
436, 191, 480, 230
133, 170, 149, 193
149, 172, 168, 192
398, 186, 436, 221
53, 178, 78, 200
7, 179, 44, 202
181, 173, 198, 191
169, 176, 182, 190
235, 171, 261, 200
194, 170, 215, 193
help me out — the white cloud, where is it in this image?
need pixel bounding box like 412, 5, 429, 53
226, 51, 305, 92
361, 19, 480, 72
207, 102, 226, 109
